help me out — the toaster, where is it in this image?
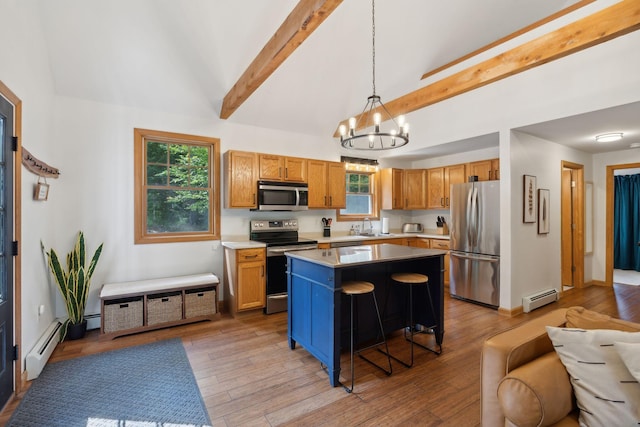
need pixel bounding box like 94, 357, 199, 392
401, 223, 424, 233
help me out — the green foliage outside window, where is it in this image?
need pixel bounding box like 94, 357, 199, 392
145, 141, 210, 233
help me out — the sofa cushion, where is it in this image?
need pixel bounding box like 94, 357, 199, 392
546, 327, 640, 427
616, 341, 640, 382
565, 306, 640, 332
497, 351, 573, 427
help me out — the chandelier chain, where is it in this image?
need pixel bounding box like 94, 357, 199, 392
371, 0, 376, 96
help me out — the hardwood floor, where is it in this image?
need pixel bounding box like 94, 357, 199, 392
2, 284, 639, 426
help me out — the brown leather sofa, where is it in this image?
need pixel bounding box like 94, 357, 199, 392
481, 307, 640, 427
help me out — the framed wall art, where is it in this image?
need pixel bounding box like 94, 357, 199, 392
523, 175, 536, 223
34, 181, 49, 201
538, 189, 550, 234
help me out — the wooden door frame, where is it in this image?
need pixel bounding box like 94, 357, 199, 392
0, 81, 22, 399
605, 162, 640, 286
561, 161, 584, 288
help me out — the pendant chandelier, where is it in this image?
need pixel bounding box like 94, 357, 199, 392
339, 0, 409, 151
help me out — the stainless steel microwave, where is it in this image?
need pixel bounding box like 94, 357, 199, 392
254, 181, 309, 211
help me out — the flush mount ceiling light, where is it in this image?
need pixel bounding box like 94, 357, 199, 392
630, 142, 640, 148
595, 132, 624, 143
338, 0, 409, 151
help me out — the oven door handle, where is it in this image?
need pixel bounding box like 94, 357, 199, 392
268, 294, 288, 300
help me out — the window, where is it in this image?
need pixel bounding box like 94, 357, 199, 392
338, 170, 379, 220
134, 128, 220, 244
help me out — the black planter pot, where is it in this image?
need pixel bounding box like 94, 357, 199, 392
66, 320, 87, 340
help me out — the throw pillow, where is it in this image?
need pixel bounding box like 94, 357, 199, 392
546, 327, 640, 427
616, 341, 640, 382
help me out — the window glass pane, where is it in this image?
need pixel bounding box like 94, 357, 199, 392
147, 165, 167, 186
147, 189, 209, 233
146, 141, 167, 163
169, 165, 190, 186
340, 194, 372, 215
190, 146, 209, 166
169, 144, 190, 165
190, 167, 209, 187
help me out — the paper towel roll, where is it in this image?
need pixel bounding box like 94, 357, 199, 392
381, 218, 389, 234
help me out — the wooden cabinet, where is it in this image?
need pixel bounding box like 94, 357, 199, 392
430, 239, 450, 286
308, 160, 346, 208
224, 150, 258, 208
413, 238, 431, 248
224, 247, 266, 315
404, 169, 427, 210
427, 164, 466, 208
380, 168, 404, 210
468, 158, 499, 181
258, 154, 307, 182
381, 168, 427, 210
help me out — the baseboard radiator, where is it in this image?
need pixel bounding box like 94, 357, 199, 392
26, 320, 62, 380
522, 288, 559, 313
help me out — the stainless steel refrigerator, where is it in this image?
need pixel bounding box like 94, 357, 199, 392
449, 181, 500, 308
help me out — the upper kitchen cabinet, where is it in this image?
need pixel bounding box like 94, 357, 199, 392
224, 150, 258, 209
468, 158, 499, 181
308, 160, 346, 209
404, 169, 427, 210
427, 164, 466, 209
258, 154, 307, 182
380, 168, 404, 210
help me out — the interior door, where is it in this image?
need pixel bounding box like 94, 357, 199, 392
561, 162, 584, 289
0, 94, 14, 408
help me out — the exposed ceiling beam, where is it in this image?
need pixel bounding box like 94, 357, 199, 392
220, 0, 343, 120
335, 0, 640, 137
420, 0, 595, 80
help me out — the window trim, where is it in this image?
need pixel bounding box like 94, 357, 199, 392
134, 128, 221, 244
336, 169, 380, 221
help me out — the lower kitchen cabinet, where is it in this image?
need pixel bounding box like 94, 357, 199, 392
224, 247, 266, 315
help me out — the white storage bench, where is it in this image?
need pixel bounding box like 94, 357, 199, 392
100, 273, 219, 339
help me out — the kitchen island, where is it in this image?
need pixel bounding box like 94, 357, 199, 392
286, 243, 446, 387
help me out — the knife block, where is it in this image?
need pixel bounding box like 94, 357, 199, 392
436, 224, 449, 235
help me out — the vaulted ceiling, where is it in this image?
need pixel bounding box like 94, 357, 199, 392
36, 0, 640, 157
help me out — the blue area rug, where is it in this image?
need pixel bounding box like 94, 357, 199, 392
8, 338, 211, 427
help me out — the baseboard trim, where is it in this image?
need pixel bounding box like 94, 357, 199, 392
498, 306, 523, 317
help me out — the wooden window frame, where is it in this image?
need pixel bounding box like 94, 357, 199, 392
134, 128, 220, 244
337, 169, 380, 221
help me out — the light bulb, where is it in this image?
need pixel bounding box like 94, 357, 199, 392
349, 117, 356, 129
403, 123, 410, 135
397, 115, 405, 127
373, 112, 381, 125
339, 124, 346, 136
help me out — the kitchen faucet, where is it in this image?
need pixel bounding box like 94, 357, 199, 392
362, 218, 373, 235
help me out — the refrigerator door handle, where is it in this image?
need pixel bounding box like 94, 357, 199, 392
470, 187, 479, 247
466, 187, 474, 244
450, 251, 499, 262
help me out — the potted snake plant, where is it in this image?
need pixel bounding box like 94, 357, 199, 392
46, 231, 103, 340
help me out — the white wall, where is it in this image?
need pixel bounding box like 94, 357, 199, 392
508, 131, 593, 308
0, 0, 58, 369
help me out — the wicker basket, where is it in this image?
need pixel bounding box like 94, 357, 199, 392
147, 292, 183, 325
185, 287, 216, 318
103, 297, 144, 333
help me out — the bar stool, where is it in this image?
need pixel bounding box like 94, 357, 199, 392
340, 280, 392, 393
387, 273, 441, 368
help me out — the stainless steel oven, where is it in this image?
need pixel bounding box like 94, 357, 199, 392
250, 219, 317, 314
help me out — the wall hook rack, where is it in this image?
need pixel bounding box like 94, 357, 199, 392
21, 147, 60, 178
